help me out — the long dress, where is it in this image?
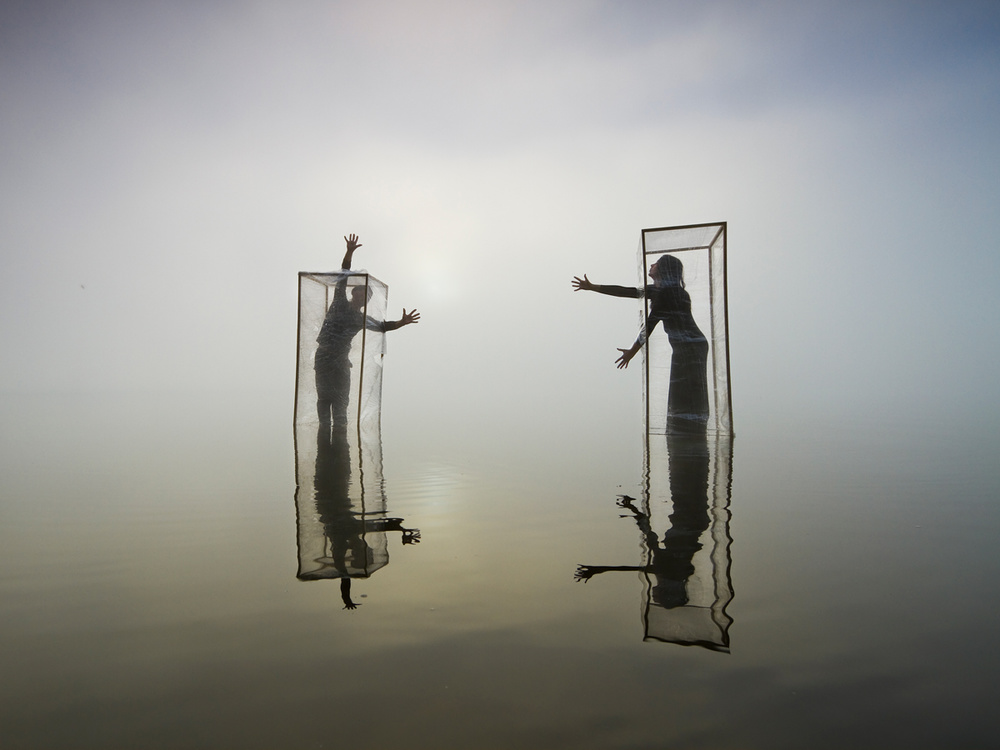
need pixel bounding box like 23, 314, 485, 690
648, 284, 710, 433
599, 281, 710, 433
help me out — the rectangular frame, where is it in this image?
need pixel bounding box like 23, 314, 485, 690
640, 222, 732, 436
294, 271, 388, 430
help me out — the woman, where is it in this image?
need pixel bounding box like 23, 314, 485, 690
573, 254, 709, 433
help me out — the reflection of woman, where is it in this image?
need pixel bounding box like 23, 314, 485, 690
573, 254, 709, 433
575, 433, 710, 610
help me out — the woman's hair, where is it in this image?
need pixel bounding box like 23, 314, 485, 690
653, 254, 685, 288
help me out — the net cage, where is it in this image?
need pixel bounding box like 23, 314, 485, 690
641, 431, 734, 652
639, 223, 732, 436
294, 272, 388, 431
294, 417, 389, 580
293, 271, 391, 580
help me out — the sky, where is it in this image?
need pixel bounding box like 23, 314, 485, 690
2, 0, 999, 436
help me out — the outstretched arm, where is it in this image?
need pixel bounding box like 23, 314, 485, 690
616, 313, 658, 368
575, 564, 645, 582
382, 308, 420, 331
572, 274, 641, 298
341, 233, 362, 270
616, 340, 642, 369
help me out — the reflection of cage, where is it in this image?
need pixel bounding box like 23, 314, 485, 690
294, 417, 388, 580
294, 271, 391, 581
294, 272, 388, 430
640, 223, 732, 436
641, 432, 734, 652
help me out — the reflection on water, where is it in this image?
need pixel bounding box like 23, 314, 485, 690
2, 393, 999, 748
577, 432, 734, 651
643, 432, 734, 649
295, 419, 419, 609
294, 250, 422, 608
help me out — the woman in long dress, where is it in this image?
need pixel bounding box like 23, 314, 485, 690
573, 254, 709, 433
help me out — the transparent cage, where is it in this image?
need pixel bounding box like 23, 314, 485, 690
293, 270, 391, 581
294, 272, 388, 431
640, 223, 732, 436
641, 432, 734, 651
294, 416, 389, 581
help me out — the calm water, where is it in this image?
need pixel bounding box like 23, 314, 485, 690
1, 391, 998, 749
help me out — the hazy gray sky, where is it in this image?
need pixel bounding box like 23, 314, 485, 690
2, 1, 998, 432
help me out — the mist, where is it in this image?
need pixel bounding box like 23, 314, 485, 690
2, 0, 998, 436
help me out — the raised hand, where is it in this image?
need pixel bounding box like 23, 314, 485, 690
400, 308, 420, 326
341, 233, 362, 270
571, 274, 595, 292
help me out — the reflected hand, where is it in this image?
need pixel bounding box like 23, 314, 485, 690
616, 495, 639, 514
340, 578, 360, 610
574, 565, 597, 582
572, 274, 595, 292
401, 308, 420, 326
402, 528, 421, 545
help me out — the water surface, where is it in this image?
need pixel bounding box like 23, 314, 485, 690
1, 392, 997, 748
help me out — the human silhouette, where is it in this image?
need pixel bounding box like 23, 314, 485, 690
315, 234, 419, 428
575, 428, 734, 651
306, 421, 420, 609
573, 254, 709, 434
575, 432, 711, 610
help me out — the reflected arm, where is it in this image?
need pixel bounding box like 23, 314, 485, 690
618, 496, 659, 551
363, 518, 422, 544
575, 564, 646, 581
340, 578, 360, 610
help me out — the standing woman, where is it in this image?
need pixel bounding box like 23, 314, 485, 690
573, 254, 709, 433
